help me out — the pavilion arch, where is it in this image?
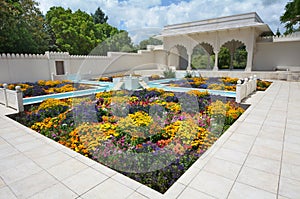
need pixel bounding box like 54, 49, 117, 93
191, 42, 214, 70
219, 39, 247, 70
168, 45, 188, 70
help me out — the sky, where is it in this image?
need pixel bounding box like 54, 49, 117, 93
36, 0, 290, 43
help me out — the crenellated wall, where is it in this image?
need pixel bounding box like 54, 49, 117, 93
0, 48, 167, 83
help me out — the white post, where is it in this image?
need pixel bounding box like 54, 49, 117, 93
236, 80, 242, 103
15, 86, 24, 112
51, 72, 55, 81
253, 75, 257, 91
187, 53, 192, 70
213, 50, 219, 71
3, 83, 8, 107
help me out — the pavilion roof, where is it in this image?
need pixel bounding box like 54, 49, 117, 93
158, 12, 272, 38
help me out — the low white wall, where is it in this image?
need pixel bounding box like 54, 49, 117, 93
253, 41, 300, 71
0, 49, 164, 83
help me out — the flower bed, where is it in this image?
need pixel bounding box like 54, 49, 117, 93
0, 80, 91, 98
11, 88, 245, 193
165, 77, 272, 91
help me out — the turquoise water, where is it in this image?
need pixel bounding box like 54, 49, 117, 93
23, 79, 236, 105
23, 88, 107, 105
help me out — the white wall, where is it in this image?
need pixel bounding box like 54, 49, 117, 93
253, 41, 300, 71
0, 49, 164, 83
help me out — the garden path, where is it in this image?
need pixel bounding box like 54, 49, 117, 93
0, 81, 300, 199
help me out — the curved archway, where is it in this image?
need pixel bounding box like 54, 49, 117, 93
168, 45, 188, 70
191, 42, 214, 70
219, 39, 247, 70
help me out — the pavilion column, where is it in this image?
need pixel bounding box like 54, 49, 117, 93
246, 45, 253, 71
245, 28, 255, 71
187, 53, 192, 70
207, 54, 211, 70
165, 51, 169, 67
213, 50, 219, 71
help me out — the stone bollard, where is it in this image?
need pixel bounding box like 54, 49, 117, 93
15, 86, 24, 112
235, 80, 242, 103
3, 83, 8, 107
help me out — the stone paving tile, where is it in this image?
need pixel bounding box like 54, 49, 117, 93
281, 163, 300, 182
222, 138, 253, 153
237, 166, 279, 194
284, 134, 300, 145
34, 150, 73, 169
282, 151, 300, 166
176, 164, 201, 186
233, 122, 262, 136
23, 144, 58, 159
203, 157, 242, 180
0, 144, 19, 159
0, 153, 31, 172
112, 173, 142, 191
189, 170, 234, 199
228, 182, 276, 199
163, 182, 186, 199
263, 120, 286, 128
279, 177, 300, 199
4, 134, 36, 146
62, 167, 108, 195
81, 178, 135, 199
284, 142, 300, 154
135, 185, 163, 199
30, 182, 78, 199
213, 147, 248, 165
9, 170, 58, 198
13, 137, 45, 153
0, 186, 17, 199
91, 162, 118, 177
0, 160, 42, 185
249, 144, 282, 161
47, 158, 89, 181
244, 154, 281, 175
254, 137, 283, 151
177, 187, 215, 199
126, 192, 148, 199
0, 126, 27, 140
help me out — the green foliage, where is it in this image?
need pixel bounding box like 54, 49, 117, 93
218, 47, 230, 69
91, 30, 136, 55
91, 7, 108, 24
46, 7, 134, 55
280, 0, 300, 34
233, 46, 247, 69
138, 37, 163, 50
217, 46, 247, 69
163, 67, 176, 78
0, 0, 50, 53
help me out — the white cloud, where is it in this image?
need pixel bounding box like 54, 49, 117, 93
37, 0, 290, 43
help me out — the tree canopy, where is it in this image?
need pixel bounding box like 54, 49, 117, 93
138, 37, 162, 50
0, 2, 134, 55
0, 0, 50, 53
91, 7, 108, 24
280, 0, 300, 34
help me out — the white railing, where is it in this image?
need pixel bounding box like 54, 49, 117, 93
0, 84, 24, 112
235, 76, 257, 103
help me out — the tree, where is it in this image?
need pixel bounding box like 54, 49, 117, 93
280, 0, 300, 34
46, 7, 116, 55
138, 37, 162, 50
92, 30, 136, 55
0, 0, 50, 53
91, 7, 108, 24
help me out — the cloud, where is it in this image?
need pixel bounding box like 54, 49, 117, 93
37, 0, 290, 43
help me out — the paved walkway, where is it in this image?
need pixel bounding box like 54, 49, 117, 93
0, 81, 299, 199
